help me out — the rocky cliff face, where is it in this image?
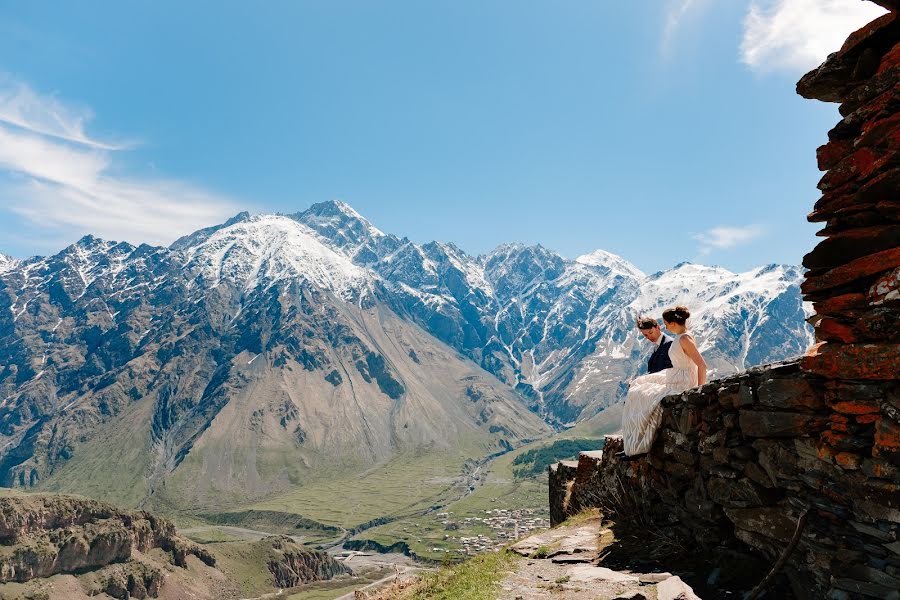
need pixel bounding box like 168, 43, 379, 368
0, 492, 213, 590
264, 535, 351, 587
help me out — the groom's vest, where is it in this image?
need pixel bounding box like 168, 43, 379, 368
648, 335, 674, 374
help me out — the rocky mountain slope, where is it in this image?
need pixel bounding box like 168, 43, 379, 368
0, 215, 549, 513
0, 201, 810, 513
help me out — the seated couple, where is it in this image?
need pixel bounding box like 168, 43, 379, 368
619, 306, 707, 459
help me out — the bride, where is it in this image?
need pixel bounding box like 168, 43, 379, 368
621, 306, 707, 457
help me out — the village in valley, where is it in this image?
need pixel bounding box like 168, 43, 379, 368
429, 508, 551, 556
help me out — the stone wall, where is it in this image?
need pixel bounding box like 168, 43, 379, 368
797, 1, 900, 377
550, 360, 898, 598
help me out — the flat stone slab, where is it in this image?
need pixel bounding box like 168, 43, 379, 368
580, 450, 604, 460
550, 554, 595, 564
657, 575, 702, 600
567, 565, 640, 584
509, 520, 602, 559
638, 572, 673, 583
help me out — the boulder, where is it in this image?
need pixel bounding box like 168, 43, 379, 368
657, 575, 702, 600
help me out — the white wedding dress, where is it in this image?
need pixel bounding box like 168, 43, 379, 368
622, 333, 699, 456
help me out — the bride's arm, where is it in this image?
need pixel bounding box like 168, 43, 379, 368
680, 335, 707, 386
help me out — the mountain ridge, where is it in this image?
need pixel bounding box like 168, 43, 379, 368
0, 201, 811, 515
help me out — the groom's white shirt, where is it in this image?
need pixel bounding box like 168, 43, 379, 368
653, 332, 671, 347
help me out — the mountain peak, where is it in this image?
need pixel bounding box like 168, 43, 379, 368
185, 214, 371, 297
575, 249, 645, 280
290, 201, 398, 265
0, 252, 17, 274
298, 200, 385, 238
170, 212, 252, 251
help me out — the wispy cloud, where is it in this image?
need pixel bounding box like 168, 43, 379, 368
660, 0, 712, 60
692, 224, 766, 255
741, 0, 887, 73
0, 76, 241, 249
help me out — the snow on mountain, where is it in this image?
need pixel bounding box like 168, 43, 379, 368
170, 211, 251, 251
629, 262, 813, 366
557, 262, 811, 422
0, 203, 812, 428
2, 236, 174, 326
0, 253, 17, 274
291, 200, 400, 265
283, 208, 811, 423
576, 249, 646, 280
183, 214, 373, 299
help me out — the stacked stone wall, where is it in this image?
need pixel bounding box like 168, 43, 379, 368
550, 360, 898, 598
797, 3, 900, 379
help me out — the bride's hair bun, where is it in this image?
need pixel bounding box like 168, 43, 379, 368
662, 306, 691, 325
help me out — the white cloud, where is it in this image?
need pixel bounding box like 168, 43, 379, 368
660, 0, 712, 59
0, 75, 124, 149
692, 224, 766, 254
0, 77, 241, 248
741, 0, 888, 72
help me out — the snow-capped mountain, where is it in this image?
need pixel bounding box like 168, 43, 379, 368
183, 214, 373, 299
283, 202, 812, 423
0, 201, 811, 507
0, 253, 17, 274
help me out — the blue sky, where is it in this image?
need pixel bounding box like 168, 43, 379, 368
0, 0, 886, 273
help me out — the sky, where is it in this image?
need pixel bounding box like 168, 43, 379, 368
0, 0, 888, 273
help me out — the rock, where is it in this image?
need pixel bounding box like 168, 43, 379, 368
509, 521, 600, 560
869, 266, 900, 304
566, 565, 639, 584
873, 415, 900, 463
548, 460, 578, 526
813, 292, 869, 314
614, 592, 648, 600
832, 577, 900, 599
89, 562, 164, 600
796, 11, 899, 102
264, 535, 351, 587
723, 507, 800, 545
816, 307, 900, 343
738, 410, 828, 438
657, 575, 702, 600
757, 377, 825, 410
802, 342, 900, 380
801, 247, 900, 295
706, 476, 780, 508
638, 572, 673, 583
0, 494, 211, 584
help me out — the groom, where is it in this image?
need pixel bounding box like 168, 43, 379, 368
614, 316, 674, 461
637, 316, 673, 373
